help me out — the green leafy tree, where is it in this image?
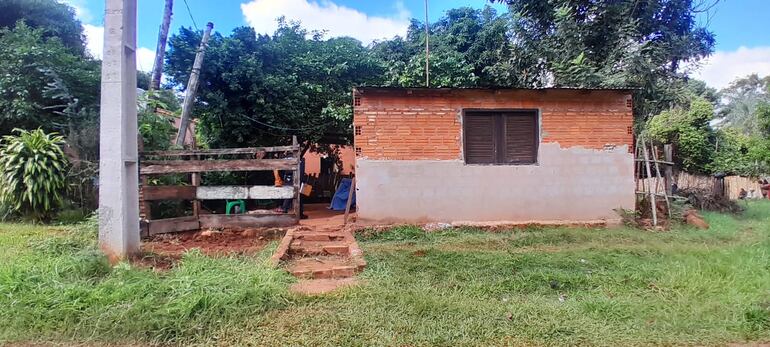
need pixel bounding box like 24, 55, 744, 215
372, 6, 516, 87
0, 0, 86, 56
708, 129, 770, 176
647, 97, 715, 173
487, 0, 715, 119
716, 74, 770, 135
390, 51, 479, 87
138, 90, 179, 151
165, 22, 384, 150
0, 22, 100, 137
0, 129, 68, 221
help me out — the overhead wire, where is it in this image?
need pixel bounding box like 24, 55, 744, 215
238, 114, 331, 132
181, 0, 200, 31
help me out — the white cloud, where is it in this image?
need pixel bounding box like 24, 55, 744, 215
136, 47, 156, 73
240, 0, 411, 44
83, 24, 104, 59
82, 25, 154, 72
690, 46, 770, 90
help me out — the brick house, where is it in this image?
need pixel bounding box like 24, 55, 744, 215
352, 87, 635, 224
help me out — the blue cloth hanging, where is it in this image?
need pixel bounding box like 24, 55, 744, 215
330, 178, 355, 211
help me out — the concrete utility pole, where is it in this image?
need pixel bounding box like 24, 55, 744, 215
99, 0, 139, 260
149, 0, 173, 92
175, 22, 213, 146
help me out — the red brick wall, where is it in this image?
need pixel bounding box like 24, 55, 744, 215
353, 88, 633, 160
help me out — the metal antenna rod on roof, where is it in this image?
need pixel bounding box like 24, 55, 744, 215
424, 0, 430, 88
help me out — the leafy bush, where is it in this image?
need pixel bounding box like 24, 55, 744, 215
0, 128, 69, 221
138, 90, 178, 151
708, 128, 770, 176
646, 97, 715, 173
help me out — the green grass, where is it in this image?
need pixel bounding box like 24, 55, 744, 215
2, 202, 770, 346
0, 219, 292, 345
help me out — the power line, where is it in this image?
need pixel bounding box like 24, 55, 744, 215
239, 114, 331, 132
181, 0, 199, 31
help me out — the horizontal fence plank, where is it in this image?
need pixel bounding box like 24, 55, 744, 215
197, 186, 249, 199
148, 216, 200, 236
140, 159, 297, 174
198, 213, 297, 229
249, 186, 295, 199
195, 186, 296, 200
639, 173, 763, 200
141, 145, 298, 158
143, 186, 196, 200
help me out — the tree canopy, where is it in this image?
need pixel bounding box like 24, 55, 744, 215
0, 22, 100, 140
164, 2, 717, 152
0, 0, 87, 56
166, 21, 384, 150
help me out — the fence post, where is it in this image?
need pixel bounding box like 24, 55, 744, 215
292, 136, 301, 221
664, 144, 674, 195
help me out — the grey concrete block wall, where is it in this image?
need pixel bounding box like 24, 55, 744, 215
356, 143, 635, 224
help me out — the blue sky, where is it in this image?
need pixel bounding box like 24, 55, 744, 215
65, 0, 770, 89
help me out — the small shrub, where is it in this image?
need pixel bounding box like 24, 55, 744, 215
357, 225, 430, 242
743, 303, 770, 337
54, 208, 88, 224
0, 128, 68, 221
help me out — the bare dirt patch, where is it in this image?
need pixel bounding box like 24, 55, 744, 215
141, 228, 285, 261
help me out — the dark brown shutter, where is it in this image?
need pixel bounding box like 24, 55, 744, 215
503, 112, 537, 164
464, 113, 496, 164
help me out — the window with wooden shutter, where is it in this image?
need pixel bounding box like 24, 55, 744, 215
503, 111, 538, 164
463, 113, 497, 164
463, 110, 538, 165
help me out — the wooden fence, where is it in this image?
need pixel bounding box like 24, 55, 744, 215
139, 138, 301, 236
640, 172, 764, 200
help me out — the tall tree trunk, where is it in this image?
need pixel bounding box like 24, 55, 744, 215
149, 0, 173, 92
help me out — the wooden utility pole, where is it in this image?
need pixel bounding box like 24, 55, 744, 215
99, 0, 139, 260
149, 0, 173, 92
175, 22, 213, 146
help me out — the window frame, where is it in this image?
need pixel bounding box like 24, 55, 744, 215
461, 108, 541, 166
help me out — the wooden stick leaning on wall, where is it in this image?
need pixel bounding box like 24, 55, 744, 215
343, 177, 356, 226
651, 145, 671, 218
641, 137, 658, 227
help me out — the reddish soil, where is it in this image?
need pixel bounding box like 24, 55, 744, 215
300, 203, 351, 228
139, 228, 284, 269
131, 252, 178, 270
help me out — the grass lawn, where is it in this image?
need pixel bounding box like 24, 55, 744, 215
1, 202, 769, 346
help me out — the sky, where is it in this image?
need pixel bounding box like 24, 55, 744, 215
63, 0, 770, 90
